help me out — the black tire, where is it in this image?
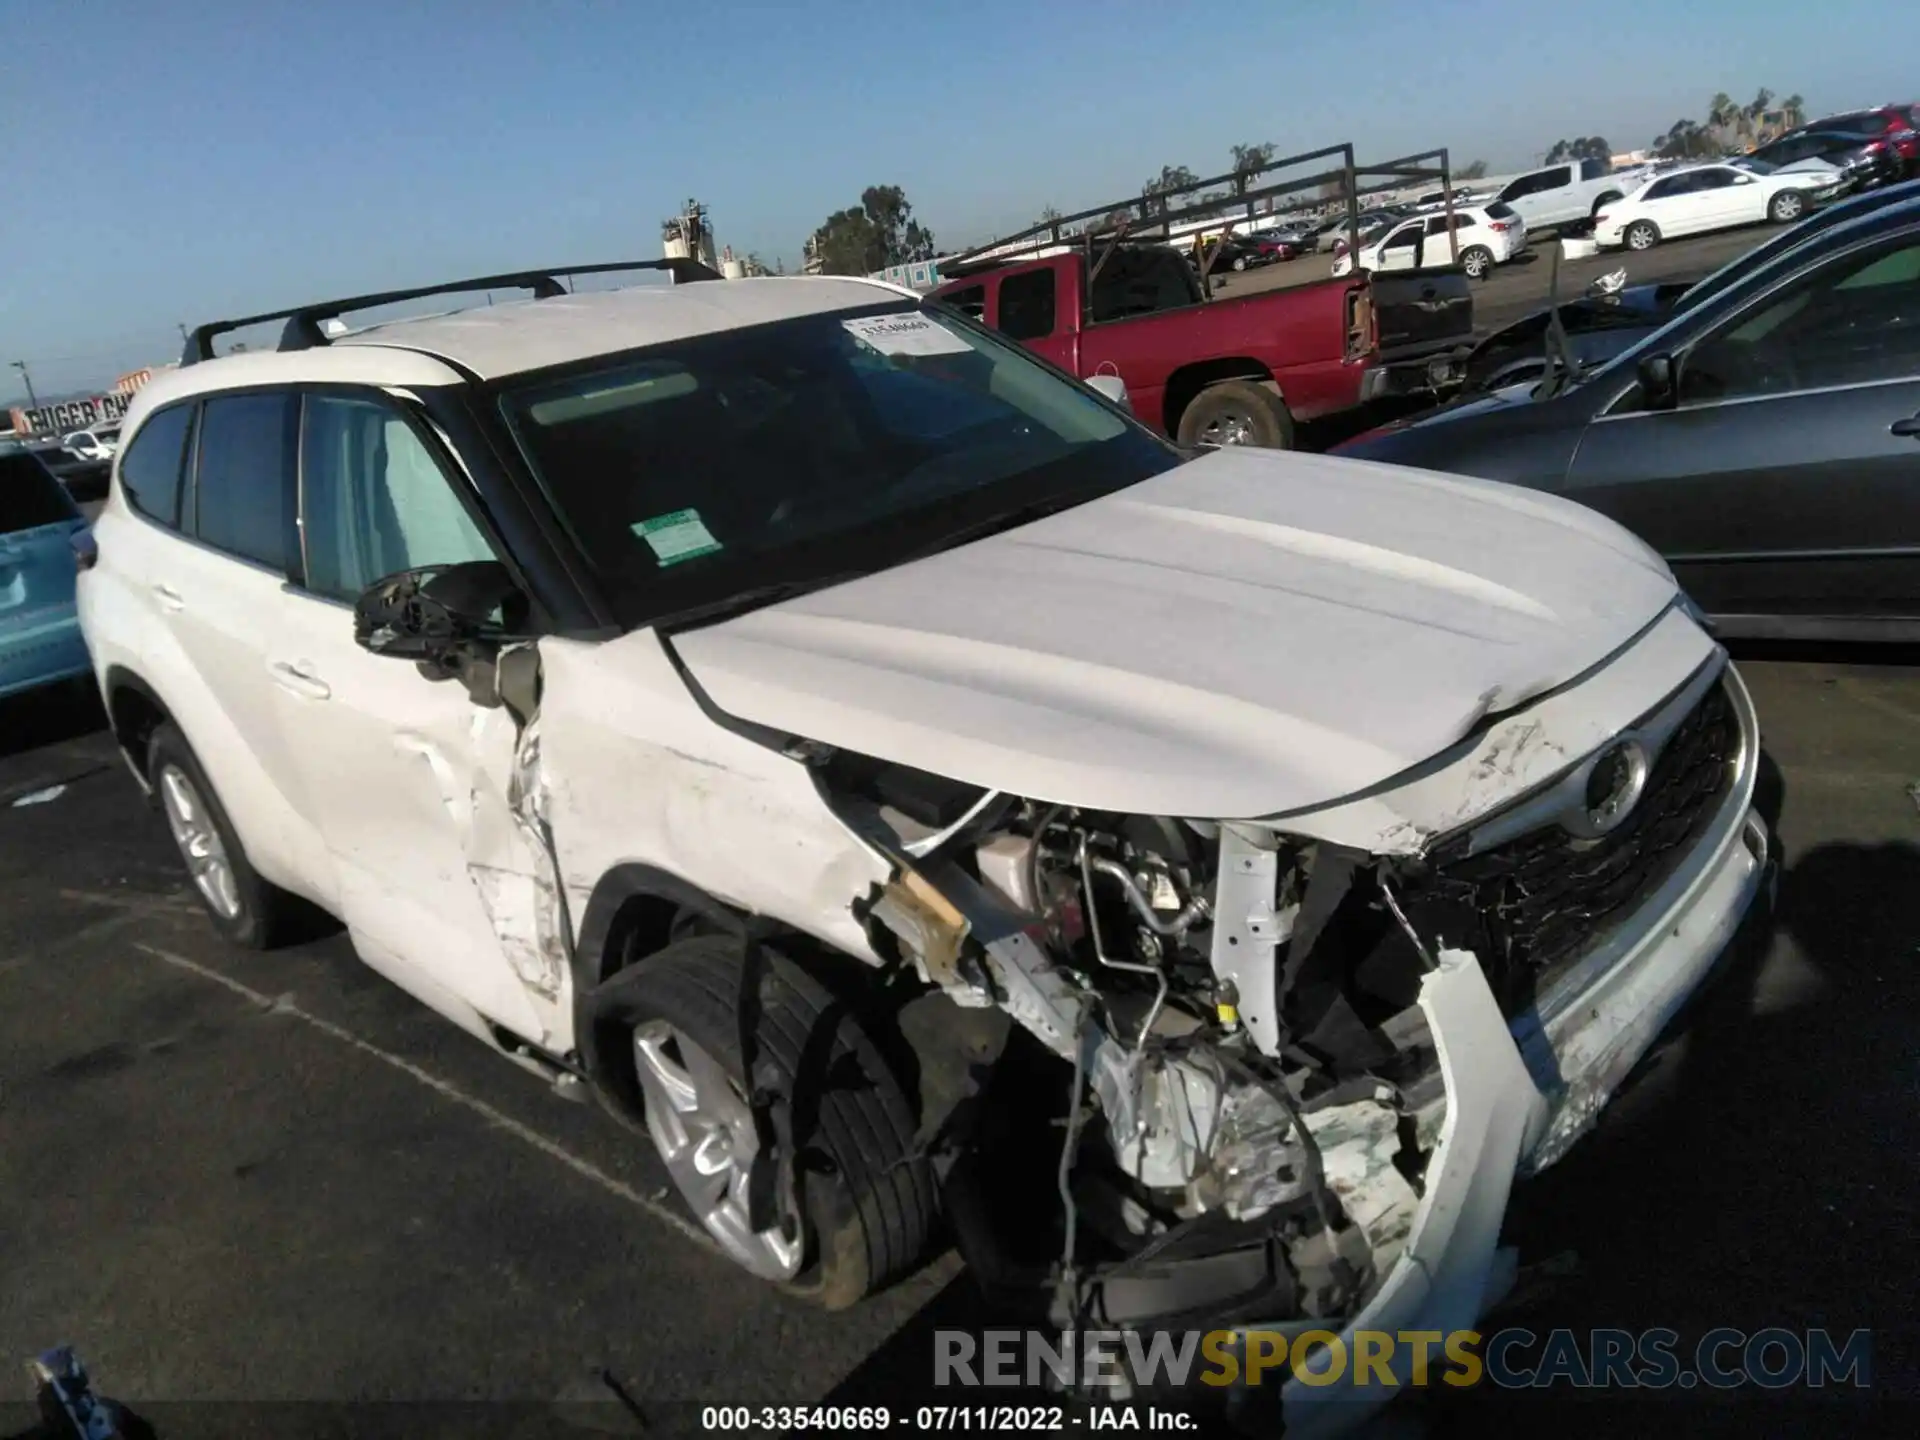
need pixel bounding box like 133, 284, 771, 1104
1591, 191, 1622, 216
1625, 220, 1661, 252
607, 935, 935, 1308
1768, 189, 1808, 224
145, 722, 296, 948
1460, 245, 1495, 279
1175, 380, 1295, 449
1231, 255, 1248, 272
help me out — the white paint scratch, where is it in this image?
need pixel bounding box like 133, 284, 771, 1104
131, 942, 716, 1253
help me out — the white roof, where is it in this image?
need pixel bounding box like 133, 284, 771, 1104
338, 275, 903, 378
122, 276, 913, 438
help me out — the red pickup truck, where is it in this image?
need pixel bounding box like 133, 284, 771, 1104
929, 242, 1473, 448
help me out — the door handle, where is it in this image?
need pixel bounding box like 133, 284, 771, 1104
151, 583, 185, 611
268, 660, 331, 700
1891, 415, 1920, 438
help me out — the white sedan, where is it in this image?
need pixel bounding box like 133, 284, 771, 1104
1331, 202, 1528, 279
1593, 162, 1842, 251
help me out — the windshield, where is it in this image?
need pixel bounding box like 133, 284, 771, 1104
498, 300, 1179, 629
1, 451, 80, 533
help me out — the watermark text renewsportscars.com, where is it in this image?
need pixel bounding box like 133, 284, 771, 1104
934, 1327, 1872, 1392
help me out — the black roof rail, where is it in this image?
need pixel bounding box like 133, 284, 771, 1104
180, 258, 724, 367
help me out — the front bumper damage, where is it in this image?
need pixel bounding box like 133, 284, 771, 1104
1243, 669, 1771, 1435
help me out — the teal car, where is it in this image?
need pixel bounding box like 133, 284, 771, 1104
1, 445, 92, 701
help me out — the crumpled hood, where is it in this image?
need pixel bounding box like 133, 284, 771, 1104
669, 447, 1678, 819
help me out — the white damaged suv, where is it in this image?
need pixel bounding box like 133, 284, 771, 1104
79, 261, 1768, 1428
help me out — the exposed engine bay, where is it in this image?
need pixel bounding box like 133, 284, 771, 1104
813, 753, 1457, 1333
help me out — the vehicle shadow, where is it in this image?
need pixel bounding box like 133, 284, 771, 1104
0, 679, 107, 762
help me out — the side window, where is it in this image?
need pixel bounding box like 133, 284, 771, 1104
1694, 169, 1737, 191
1643, 176, 1683, 200
1579, 158, 1609, 181
1381, 222, 1421, 249
193, 392, 296, 569
997, 268, 1058, 341
1680, 238, 1920, 403
299, 393, 496, 602
939, 285, 986, 323
117, 404, 193, 528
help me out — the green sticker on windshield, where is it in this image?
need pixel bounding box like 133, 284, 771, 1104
633, 508, 722, 567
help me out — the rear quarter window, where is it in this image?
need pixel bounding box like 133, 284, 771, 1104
1, 451, 79, 533
1485, 201, 1518, 220
117, 404, 194, 528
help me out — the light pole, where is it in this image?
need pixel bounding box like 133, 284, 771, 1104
10, 359, 38, 409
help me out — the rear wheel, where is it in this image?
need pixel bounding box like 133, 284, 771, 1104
608, 935, 936, 1308
1768, 189, 1808, 223
1625, 220, 1661, 251
146, 723, 296, 948
1231, 255, 1248, 272
1461, 245, 1495, 279
1591, 191, 1622, 216
1175, 380, 1295, 449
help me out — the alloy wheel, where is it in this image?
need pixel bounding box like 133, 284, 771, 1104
158, 764, 241, 920
633, 1020, 805, 1280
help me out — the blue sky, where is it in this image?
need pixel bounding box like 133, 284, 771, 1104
1, 0, 1906, 398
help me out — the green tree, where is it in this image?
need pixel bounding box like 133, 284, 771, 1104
1545, 136, 1611, 165
1228, 142, 1276, 195
1782, 93, 1806, 128
807, 185, 936, 275
1457, 158, 1489, 180
1139, 165, 1198, 217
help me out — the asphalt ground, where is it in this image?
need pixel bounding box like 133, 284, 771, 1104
5, 228, 1917, 1437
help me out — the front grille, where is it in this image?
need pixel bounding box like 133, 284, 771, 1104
1402, 679, 1741, 1014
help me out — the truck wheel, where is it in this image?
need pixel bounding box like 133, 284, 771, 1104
1177, 381, 1294, 449
1625, 220, 1661, 251
609, 935, 935, 1308
147, 722, 297, 949
1591, 192, 1622, 216
1461, 245, 1495, 279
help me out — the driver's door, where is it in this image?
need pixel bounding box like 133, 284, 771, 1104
269, 387, 558, 1043
1564, 230, 1920, 627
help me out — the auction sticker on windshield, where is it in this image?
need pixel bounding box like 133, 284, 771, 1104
634, 508, 723, 566
842, 313, 972, 357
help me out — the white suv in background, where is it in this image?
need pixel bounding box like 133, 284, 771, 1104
1332, 202, 1528, 278
78, 260, 1768, 1432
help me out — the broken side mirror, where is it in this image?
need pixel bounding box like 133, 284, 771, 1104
1636, 352, 1678, 412
353, 560, 529, 705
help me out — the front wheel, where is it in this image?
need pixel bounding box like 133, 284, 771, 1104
1176, 380, 1295, 449
1625, 220, 1661, 251
1231, 255, 1248, 272
607, 936, 936, 1308
1768, 190, 1808, 223
1461, 245, 1495, 279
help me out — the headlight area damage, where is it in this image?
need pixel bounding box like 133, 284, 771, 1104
802, 655, 1767, 1420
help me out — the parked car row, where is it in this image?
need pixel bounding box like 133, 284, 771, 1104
1332, 202, 1528, 279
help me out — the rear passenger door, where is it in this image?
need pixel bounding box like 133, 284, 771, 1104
159, 389, 324, 896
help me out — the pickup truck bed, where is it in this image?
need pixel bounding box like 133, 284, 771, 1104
931, 244, 1473, 447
